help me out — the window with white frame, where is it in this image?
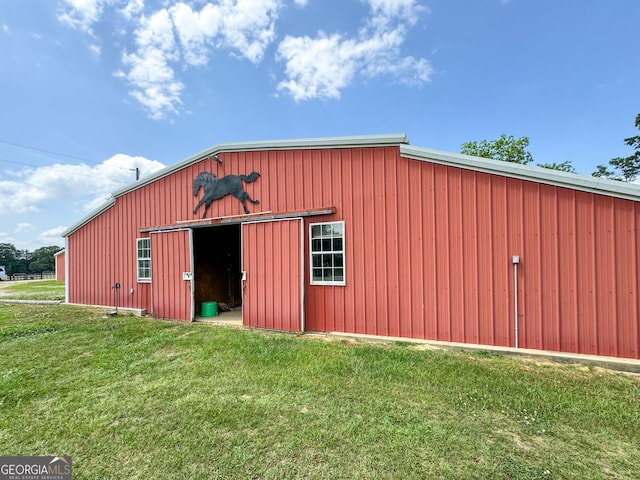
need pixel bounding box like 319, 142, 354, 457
137, 238, 151, 282
310, 221, 345, 285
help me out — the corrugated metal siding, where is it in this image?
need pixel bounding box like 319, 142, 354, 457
299, 148, 639, 359
67, 144, 640, 358
55, 251, 65, 282
150, 230, 192, 321
242, 219, 302, 331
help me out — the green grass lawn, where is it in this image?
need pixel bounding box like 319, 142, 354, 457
0, 280, 65, 301
1, 303, 639, 479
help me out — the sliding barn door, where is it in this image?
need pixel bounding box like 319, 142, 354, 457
242, 219, 304, 331
150, 229, 194, 321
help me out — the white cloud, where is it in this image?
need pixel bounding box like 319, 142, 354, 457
277, 33, 358, 100
114, 1, 281, 118
0, 154, 165, 215
116, 8, 184, 119
57, 0, 105, 33
15, 223, 35, 234
89, 43, 102, 56
169, 0, 280, 66
120, 0, 144, 20
39, 227, 68, 247
58, 0, 432, 114
2, 23, 10, 35
13, 222, 35, 233
277, 0, 431, 100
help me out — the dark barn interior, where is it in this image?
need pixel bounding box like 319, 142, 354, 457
193, 224, 242, 314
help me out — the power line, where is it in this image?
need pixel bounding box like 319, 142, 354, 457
0, 139, 149, 181
0, 156, 133, 182
0, 139, 103, 165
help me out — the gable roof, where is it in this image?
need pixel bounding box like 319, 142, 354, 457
63, 134, 409, 237
63, 133, 640, 237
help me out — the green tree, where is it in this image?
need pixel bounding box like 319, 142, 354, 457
460, 134, 534, 165
28, 246, 62, 272
593, 113, 640, 181
537, 161, 577, 173
0, 243, 19, 275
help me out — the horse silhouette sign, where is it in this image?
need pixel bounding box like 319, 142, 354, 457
193, 171, 261, 217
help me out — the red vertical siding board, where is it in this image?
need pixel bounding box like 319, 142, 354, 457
575, 192, 598, 355
557, 189, 578, 353
422, 163, 438, 340
461, 171, 479, 345
475, 173, 494, 346
372, 149, 388, 336
361, 149, 377, 335
384, 148, 400, 337
539, 187, 560, 351
276, 221, 286, 329
433, 165, 451, 341
491, 177, 509, 347
594, 197, 616, 356
397, 157, 413, 338
614, 200, 638, 358
407, 159, 425, 339
520, 183, 539, 350
447, 168, 464, 343
352, 149, 367, 334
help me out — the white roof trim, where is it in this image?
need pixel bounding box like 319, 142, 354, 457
112, 133, 409, 198
400, 144, 640, 202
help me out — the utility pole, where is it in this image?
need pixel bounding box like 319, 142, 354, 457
130, 167, 140, 180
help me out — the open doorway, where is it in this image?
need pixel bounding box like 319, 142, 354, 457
192, 224, 242, 318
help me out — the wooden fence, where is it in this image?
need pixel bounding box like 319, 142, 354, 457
7, 272, 56, 281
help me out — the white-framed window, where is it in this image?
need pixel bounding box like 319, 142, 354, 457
310, 221, 345, 286
136, 237, 151, 282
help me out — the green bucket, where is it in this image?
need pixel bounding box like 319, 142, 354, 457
201, 301, 218, 318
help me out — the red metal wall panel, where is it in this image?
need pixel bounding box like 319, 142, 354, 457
67, 143, 640, 358
55, 251, 65, 282
242, 219, 302, 331
150, 230, 192, 321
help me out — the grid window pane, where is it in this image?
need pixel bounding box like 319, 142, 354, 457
310, 221, 345, 285
137, 238, 151, 282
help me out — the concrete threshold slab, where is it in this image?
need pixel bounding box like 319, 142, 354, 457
328, 331, 640, 374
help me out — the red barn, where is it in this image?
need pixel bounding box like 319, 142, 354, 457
62, 135, 640, 359
54, 249, 65, 282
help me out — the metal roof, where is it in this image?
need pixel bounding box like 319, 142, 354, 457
400, 144, 640, 202
63, 133, 640, 237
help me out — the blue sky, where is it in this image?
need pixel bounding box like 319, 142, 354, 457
1, 0, 638, 250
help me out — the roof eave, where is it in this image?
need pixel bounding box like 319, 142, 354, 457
400, 144, 640, 202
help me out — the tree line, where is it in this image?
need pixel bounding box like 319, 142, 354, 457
0, 243, 62, 275
461, 113, 640, 182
